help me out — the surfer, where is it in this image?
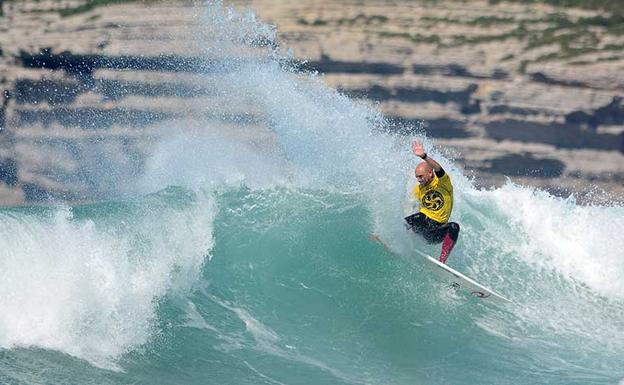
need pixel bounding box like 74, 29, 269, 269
404, 141, 460, 264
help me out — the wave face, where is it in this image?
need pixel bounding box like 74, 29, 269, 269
1, 2, 623, 385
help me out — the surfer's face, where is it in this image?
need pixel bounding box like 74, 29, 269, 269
415, 167, 433, 185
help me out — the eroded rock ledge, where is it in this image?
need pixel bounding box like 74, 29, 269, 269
1, 0, 623, 205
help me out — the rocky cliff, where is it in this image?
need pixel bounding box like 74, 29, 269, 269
1, 0, 623, 205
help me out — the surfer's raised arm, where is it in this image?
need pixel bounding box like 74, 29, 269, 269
412, 141, 443, 174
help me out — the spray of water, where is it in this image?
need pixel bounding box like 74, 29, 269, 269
0, 193, 215, 369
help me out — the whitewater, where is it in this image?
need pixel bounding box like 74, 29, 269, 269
1, 3, 623, 384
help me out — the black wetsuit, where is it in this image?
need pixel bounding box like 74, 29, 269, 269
404, 212, 460, 245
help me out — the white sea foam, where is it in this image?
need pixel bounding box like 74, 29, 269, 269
463, 182, 624, 374
473, 182, 624, 300
140, 127, 293, 193
0, 195, 215, 369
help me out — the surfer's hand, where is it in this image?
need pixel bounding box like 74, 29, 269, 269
412, 141, 426, 158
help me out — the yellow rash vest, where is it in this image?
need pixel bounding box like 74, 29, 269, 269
412, 170, 454, 224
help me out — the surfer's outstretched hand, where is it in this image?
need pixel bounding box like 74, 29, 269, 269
412, 140, 426, 158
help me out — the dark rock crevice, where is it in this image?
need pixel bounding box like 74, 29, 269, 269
476, 153, 566, 178
305, 54, 405, 75
19, 49, 226, 76
530, 71, 593, 89
15, 78, 220, 105
340, 83, 479, 106
565, 96, 624, 128
485, 119, 623, 152
16, 107, 177, 129
0, 158, 18, 186
413, 63, 508, 79
388, 116, 473, 138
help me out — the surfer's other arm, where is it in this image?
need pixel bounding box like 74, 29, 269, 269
412, 141, 443, 175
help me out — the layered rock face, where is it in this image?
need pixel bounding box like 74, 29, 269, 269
1, 0, 623, 205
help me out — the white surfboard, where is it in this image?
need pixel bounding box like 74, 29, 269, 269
371, 235, 510, 303
422, 254, 511, 303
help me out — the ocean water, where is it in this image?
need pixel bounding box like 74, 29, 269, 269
1, 3, 623, 384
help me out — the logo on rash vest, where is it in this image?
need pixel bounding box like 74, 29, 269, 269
422, 190, 444, 211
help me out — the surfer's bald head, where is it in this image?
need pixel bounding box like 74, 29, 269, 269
415, 162, 434, 185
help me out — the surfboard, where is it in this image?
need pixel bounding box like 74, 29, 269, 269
371, 234, 510, 303
421, 254, 511, 303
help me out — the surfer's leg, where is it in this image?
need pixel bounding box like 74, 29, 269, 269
439, 222, 460, 264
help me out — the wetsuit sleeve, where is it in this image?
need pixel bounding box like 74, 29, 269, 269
437, 169, 452, 190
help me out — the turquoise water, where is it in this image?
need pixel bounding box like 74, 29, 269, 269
1, 186, 623, 384
1, 2, 623, 384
